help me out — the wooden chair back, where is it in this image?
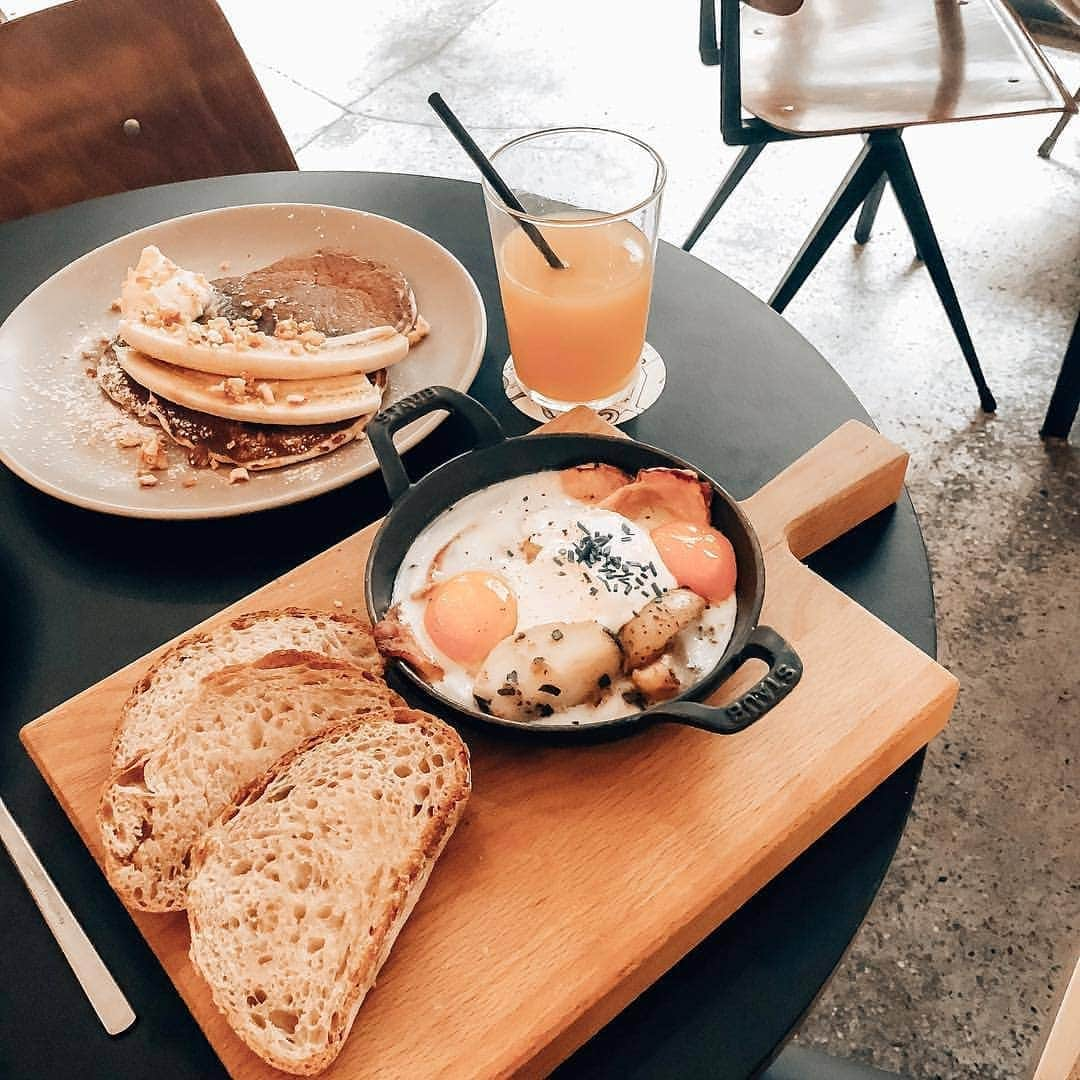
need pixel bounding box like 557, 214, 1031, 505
700, 0, 1072, 143
0, 0, 296, 225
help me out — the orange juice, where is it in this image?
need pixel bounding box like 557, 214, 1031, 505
497, 215, 653, 404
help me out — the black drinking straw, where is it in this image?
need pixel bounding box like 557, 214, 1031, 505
428, 93, 568, 270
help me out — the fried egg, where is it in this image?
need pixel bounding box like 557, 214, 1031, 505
387, 469, 738, 724
650, 520, 737, 602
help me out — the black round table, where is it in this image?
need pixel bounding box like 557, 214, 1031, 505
0, 173, 932, 1080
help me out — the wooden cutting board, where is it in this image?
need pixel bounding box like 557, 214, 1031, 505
21, 410, 957, 1079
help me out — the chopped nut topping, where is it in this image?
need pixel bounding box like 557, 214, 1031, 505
257, 382, 275, 404
181, 474, 198, 488
240, 299, 253, 309
333, 599, 344, 609
274, 318, 299, 340
285, 392, 307, 404
138, 433, 168, 471
137, 473, 159, 487
206, 329, 223, 345
299, 328, 326, 349
228, 467, 250, 484
109, 298, 122, 312
223, 377, 248, 402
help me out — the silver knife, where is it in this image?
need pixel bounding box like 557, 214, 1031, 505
0, 796, 136, 1035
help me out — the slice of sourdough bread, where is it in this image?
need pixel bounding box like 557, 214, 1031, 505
110, 608, 383, 770
99, 649, 401, 912
187, 707, 470, 1076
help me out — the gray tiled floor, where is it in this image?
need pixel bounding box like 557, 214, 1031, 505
11, 0, 1078, 1076
229, 4, 1080, 1079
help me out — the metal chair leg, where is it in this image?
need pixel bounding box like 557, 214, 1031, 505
879, 132, 997, 413
769, 140, 885, 313
855, 172, 923, 259
1038, 88, 1079, 159
1041, 309, 1080, 439
683, 142, 767, 251
854, 173, 886, 244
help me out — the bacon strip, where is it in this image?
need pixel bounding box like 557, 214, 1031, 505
598, 467, 712, 527
559, 463, 632, 503
373, 605, 444, 682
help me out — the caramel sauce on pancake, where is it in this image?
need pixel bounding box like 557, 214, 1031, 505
98, 343, 383, 469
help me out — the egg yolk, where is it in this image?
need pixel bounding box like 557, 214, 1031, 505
424, 571, 518, 666
650, 520, 736, 602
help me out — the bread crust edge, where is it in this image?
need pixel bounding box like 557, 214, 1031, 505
186, 706, 471, 1076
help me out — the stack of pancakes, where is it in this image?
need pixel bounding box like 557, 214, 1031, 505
99, 247, 426, 470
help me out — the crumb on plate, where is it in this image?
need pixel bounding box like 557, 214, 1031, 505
138, 432, 169, 471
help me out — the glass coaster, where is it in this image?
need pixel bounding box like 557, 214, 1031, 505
501, 343, 667, 426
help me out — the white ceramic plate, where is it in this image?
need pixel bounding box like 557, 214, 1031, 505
0, 204, 486, 518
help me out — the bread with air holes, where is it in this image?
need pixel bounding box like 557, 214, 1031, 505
108, 607, 383, 771
99, 645, 399, 912
186, 707, 470, 1076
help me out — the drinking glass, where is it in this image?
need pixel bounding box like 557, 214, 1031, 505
482, 127, 666, 411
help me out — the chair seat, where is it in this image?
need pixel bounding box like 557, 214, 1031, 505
740, 0, 1072, 135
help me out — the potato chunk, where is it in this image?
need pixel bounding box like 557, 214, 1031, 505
474, 621, 622, 722
631, 656, 683, 702
618, 588, 707, 671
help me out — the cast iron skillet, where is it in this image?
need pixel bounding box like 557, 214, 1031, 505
365, 386, 802, 739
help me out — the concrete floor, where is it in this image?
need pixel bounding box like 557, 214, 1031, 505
10, 0, 1078, 1076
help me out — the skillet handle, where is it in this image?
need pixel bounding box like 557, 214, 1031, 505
368, 386, 505, 503
651, 626, 802, 735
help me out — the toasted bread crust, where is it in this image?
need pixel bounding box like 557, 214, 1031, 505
99, 609, 390, 913
109, 607, 382, 766
187, 707, 470, 1075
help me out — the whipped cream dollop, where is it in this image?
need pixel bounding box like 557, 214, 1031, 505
120, 245, 213, 324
